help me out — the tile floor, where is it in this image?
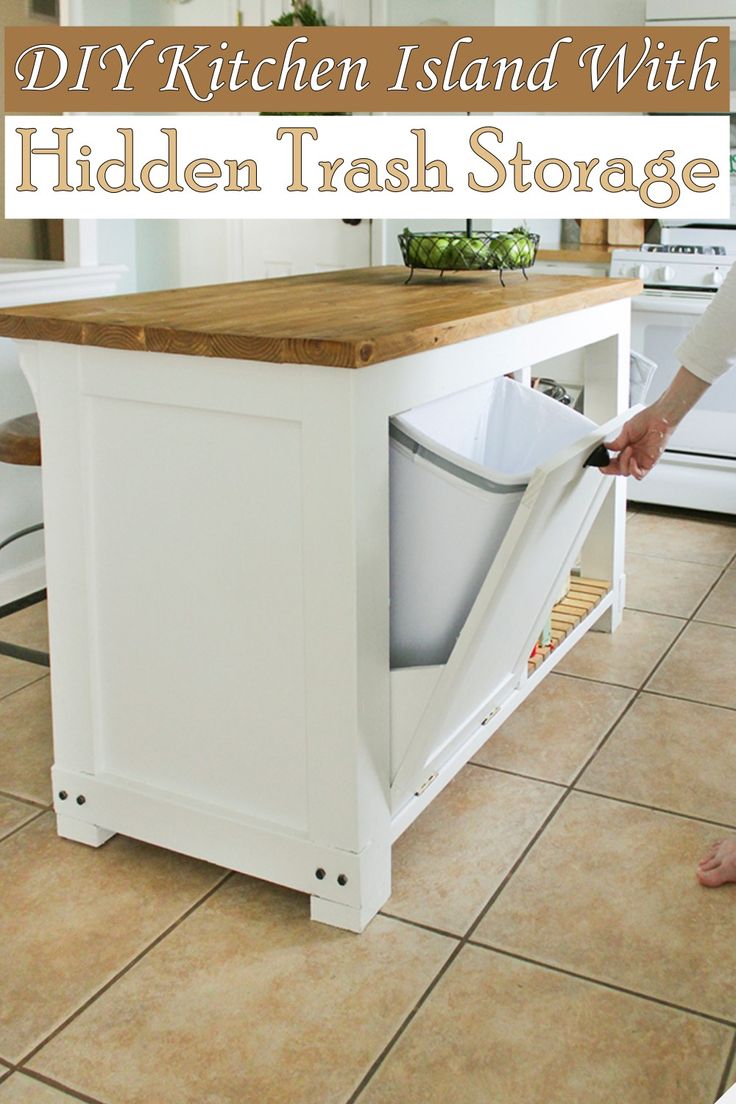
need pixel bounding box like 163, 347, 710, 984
1, 505, 736, 1104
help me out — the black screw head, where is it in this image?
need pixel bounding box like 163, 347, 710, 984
315, 868, 326, 880
76, 795, 86, 806
58, 790, 68, 801
337, 874, 348, 886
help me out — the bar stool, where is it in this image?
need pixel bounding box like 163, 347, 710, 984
0, 413, 43, 553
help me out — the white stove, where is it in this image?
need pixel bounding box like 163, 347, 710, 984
610, 238, 736, 514
611, 242, 734, 294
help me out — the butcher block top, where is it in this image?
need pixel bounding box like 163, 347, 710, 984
0, 266, 642, 370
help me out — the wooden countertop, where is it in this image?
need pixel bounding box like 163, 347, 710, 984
537, 245, 614, 265
0, 266, 641, 369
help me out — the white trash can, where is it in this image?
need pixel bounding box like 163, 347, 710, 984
389, 375, 597, 668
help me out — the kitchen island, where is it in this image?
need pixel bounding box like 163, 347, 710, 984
0, 267, 640, 932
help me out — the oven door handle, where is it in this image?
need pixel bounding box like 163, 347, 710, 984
632, 294, 711, 316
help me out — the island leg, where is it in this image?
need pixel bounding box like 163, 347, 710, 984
300, 368, 393, 931
56, 815, 115, 848
581, 317, 631, 632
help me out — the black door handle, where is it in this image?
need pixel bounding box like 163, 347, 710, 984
342, 218, 362, 226
584, 444, 612, 468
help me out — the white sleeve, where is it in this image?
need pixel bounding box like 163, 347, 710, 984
674, 261, 736, 385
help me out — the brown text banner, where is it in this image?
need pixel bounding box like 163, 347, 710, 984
4, 26, 730, 114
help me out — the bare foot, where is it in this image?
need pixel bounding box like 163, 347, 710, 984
697, 839, 736, 887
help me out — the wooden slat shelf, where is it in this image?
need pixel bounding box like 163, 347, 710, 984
528, 576, 610, 674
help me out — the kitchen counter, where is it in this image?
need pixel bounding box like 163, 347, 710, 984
6, 266, 638, 933
537, 245, 614, 265
0, 266, 640, 368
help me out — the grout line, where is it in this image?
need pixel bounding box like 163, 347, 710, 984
467, 760, 567, 790
631, 620, 691, 693
683, 556, 736, 623
464, 783, 571, 936
346, 940, 465, 1104
0, 810, 48, 846
714, 1030, 736, 1103
469, 690, 644, 940
350, 789, 574, 1103
377, 910, 460, 942
692, 617, 736, 631
560, 593, 711, 795
18, 871, 234, 1069
624, 605, 695, 620
0, 788, 50, 810
11, 1069, 110, 1104
635, 688, 736, 714
640, 686, 736, 713
571, 787, 736, 833
466, 941, 736, 1030
640, 559, 736, 697
549, 668, 638, 692
0, 670, 49, 704
568, 693, 659, 790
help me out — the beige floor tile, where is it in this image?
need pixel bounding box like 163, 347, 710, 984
626, 511, 736, 566
647, 622, 736, 710
555, 609, 683, 689
0, 1075, 77, 1102
625, 553, 720, 618
0, 814, 225, 1062
29, 877, 452, 1104
0, 604, 49, 654
360, 945, 730, 1104
579, 693, 736, 827
0, 659, 46, 704
473, 674, 633, 784
386, 765, 561, 934
696, 568, 736, 629
0, 679, 53, 805
475, 792, 736, 1020
0, 797, 40, 842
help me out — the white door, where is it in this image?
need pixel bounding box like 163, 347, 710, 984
231, 219, 372, 280
390, 409, 631, 814
221, 0, 373, 280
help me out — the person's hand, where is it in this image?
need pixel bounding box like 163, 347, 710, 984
599, 367, 710, 479
599, 405, 673, 479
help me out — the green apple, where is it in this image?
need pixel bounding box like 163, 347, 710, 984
444, 236, 490, 270
489, 228, 536, 268
404, 232, 451, 268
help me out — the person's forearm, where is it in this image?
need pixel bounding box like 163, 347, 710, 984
649, 366, 710, 428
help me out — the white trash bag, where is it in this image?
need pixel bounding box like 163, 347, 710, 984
390, 375, 597, 668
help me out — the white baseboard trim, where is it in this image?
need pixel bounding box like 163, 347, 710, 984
0, 558, 46, 610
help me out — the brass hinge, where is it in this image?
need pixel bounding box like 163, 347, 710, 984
414, 773, 438, 797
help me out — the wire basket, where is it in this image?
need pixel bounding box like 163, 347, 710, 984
398, 229, 540, 285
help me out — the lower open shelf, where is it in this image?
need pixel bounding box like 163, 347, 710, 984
528, 575, 611, 675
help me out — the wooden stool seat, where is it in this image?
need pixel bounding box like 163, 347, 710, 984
0, 413, 41, 467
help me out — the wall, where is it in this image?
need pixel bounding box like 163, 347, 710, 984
0, 0, 60, 259
552, 0, 646, 22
